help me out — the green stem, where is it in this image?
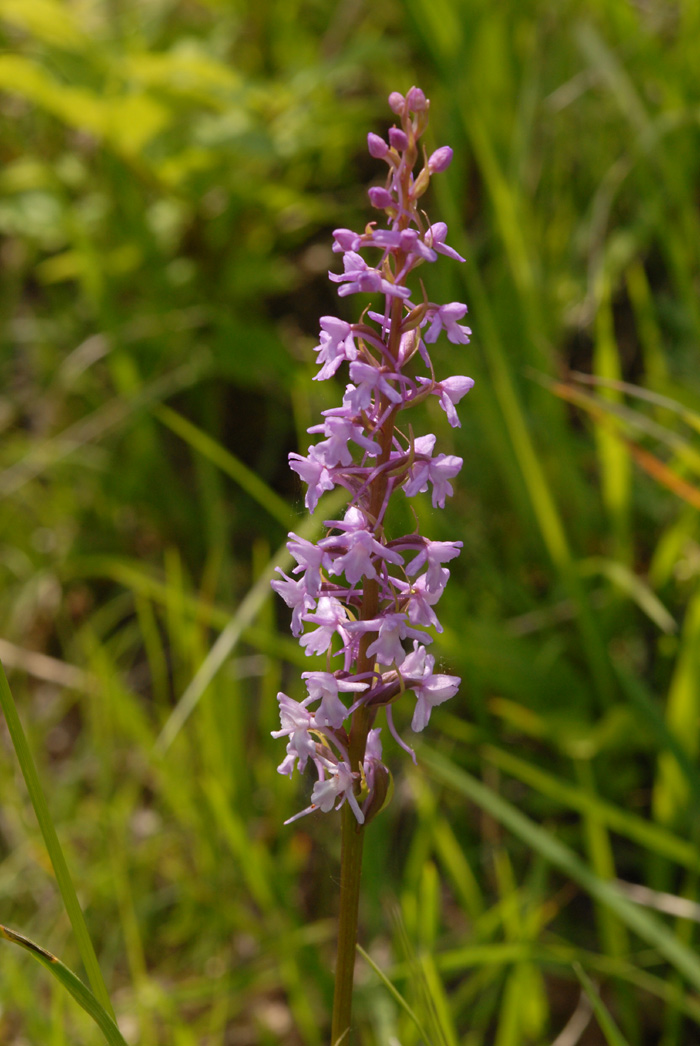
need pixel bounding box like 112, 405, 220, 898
330, 803, 366, 1044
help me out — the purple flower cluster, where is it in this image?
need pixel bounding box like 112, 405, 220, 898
272, 87, 473, 826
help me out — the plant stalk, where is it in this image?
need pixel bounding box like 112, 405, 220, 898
330, 802, 366, 1044
331, 267, 405, 1044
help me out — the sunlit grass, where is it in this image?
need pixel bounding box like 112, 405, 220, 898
1, 0, 700, 1043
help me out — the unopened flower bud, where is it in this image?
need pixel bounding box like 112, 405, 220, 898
388, 127, 409, 151
367, 132, 388, 158
428, 146, 453, 173
388, 91, 404, 114
405, 86, 428, 112
368, 186, 395, 209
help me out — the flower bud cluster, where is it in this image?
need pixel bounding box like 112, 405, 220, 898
272, 88, 473, 825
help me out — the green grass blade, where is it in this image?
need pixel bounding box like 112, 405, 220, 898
652, 588, 700, 825
0, 358, 206, 496
574, 961, 631, 1046
593, 283, 631, 554
614, 662, 700, 805
432, 159, 616, 708
153, 536, 288, 754
548, 379, 700, 478
66, 553, 304, 665
421, 747, 700, 991
579, 557, 677, 634
0, 661, 114, 1018
480, 744, 700, 871
356, 943, 433, 1044
570, 370, 700, 437
154, 486, 348, 753
153, 403, 294, 530
0, 926, 127, 1046
430, 941, 700, 1022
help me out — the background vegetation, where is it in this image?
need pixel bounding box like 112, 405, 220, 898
1, 0, 700, 1043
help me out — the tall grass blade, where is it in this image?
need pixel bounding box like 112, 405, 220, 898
0, 661, 114, 1017
548, 380, 700, 479
593, 283, 630, 554
0, 358, 207, 496
152, 403, 294, 530
652, 588, 700, 825
421, 747, 700, 991
356, 943, 433, 1044
573, 961, 631, 1046
614, 663, 700, 806
0, 926, 127, 1046
549, 381, 700, 509
579, 557, 676, 634
480, 744, 699, 871
569, 372, 700, 436
154, 486, 348, 753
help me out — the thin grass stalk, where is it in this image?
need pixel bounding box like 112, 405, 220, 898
0, 661, 114, 1018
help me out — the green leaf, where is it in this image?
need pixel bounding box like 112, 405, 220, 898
0, 926, 128, 1046
0, 0, 87, 50
0, 55, 170, 155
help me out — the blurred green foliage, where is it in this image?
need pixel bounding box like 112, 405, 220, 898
1, 0, 700, 1043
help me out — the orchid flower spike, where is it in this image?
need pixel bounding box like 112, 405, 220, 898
272, 88, 472, 825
